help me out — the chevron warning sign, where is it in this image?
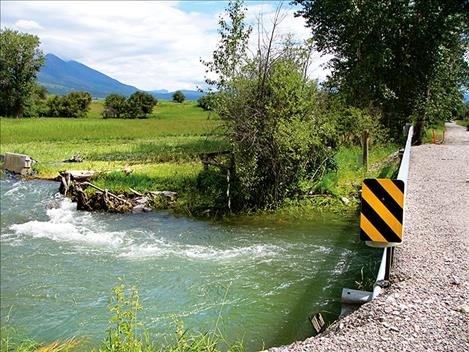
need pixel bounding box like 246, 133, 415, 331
360, 179, 405, 243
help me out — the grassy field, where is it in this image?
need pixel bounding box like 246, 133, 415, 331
1, 100, 401, 214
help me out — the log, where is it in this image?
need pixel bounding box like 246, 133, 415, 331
60, 170, 99, 181
81, 182, 132, 206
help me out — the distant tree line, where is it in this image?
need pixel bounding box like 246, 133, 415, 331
103, 92, 157, 119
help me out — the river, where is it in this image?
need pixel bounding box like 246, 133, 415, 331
0, 176, 379, 350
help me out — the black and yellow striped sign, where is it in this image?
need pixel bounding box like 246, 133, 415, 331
360, 179, 405, 243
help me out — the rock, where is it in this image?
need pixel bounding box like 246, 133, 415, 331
340, 197, 350, 205
150, 191, 178, 202
457, 304, 469, 314
450, 276, 460, 285
132, 204, 146, 213
135, 197, 149, 204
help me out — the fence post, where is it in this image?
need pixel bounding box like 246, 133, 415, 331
362, 129, 369, 171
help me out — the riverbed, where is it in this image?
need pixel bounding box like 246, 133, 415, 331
0, 176, 379, 350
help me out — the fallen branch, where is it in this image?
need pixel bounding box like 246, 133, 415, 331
81, 181, 132, 206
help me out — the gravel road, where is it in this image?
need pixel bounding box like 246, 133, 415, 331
270, 122, 469, 352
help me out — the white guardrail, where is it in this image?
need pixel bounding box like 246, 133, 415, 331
341, 125, 413, 314
372, 125, 413, 299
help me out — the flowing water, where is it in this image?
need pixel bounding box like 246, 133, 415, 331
0, 176, 379, 350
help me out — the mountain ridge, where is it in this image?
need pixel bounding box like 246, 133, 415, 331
38, 54, 204, 100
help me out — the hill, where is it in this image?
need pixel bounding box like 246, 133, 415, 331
38, 54, 139, 98
38, 54, 205, 100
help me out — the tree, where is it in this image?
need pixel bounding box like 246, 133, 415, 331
197, 93, 216, 111
203, 1, 335, 209
294, 0, 469, 143
172, 90, 185, 103
47, 91, 92, 117
127, 91, 156, 118
0, 28, 45, 118
103, 93, 127, 118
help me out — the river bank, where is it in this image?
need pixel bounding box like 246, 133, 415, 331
271, 122, 469, 351
0, 102, 400, 216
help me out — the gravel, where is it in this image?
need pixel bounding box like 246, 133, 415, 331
269, 122, 469, 352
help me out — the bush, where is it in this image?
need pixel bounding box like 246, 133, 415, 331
172, 90, 185, 103
47, 91, 92, 118
103, 93, 127, 118
197, 93, 216, 111
127, 91, 156, 119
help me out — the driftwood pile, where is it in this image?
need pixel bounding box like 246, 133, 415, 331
58, 170, 177, 213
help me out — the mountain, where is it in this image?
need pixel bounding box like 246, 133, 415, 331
38, 54, 139, 98
148, 89, 205, 101
38, 54, 205, 100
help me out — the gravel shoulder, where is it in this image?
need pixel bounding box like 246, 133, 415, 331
270, 122, 469, 352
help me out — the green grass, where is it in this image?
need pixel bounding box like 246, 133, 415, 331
1, 101, 226, 214
1, 101, 400, 214
455, 119, 469, 127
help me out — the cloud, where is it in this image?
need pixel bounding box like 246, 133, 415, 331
0, 1, 330, 91
14, 19, 43, 30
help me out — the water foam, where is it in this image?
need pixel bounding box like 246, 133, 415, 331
120, 241, 281, 261
9, 198, 124, 247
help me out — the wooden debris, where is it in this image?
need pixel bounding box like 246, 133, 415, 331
309, 312, 325, 334
63, 154, 83, 163
57, 171, 178, 213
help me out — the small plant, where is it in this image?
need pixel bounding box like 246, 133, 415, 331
101, 277, 147, 352
354, 266, 377, 292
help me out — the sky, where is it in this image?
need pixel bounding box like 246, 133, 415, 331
1, 1, 331, 91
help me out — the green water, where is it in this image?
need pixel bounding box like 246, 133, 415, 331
0, 177, 379, 350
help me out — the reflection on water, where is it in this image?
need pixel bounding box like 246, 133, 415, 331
0, 176, 379, 350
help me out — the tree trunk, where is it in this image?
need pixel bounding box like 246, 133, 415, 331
413, 118, 425, 145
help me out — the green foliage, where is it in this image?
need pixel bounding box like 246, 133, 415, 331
0, 28, 45, 118
101, 278, 146, 352
22, 84, 49, 117
320, 96, 390, 147
197, 94, 216, 111
127, 91, 157, 119
172, 91, 185, 103
103, 94, 128, 118
48, 91, 92, 117
203, 2, 335, 209
295, 0, 469, 142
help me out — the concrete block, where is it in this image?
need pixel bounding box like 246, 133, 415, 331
3, 152, 33, 175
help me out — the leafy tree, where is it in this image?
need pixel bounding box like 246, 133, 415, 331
294, 0, 469, 143
172, 90, 185, 103
0, 28, 45, 118
203, 1, 335, 209
126, 91, 156, 119
103, 93, 127, 118
197, 93, 216, 111
47, 91, 92, 117
22, 84, 49, 117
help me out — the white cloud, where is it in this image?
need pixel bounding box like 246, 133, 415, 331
14, 19, 43, 30
0, 1, 330, 91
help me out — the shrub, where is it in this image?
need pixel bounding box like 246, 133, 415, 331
47, 91, 92, 118
197, 93, 216, 111
103, 93, 127, 118
172, 90, 185, 103
127, 91, 156, 119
